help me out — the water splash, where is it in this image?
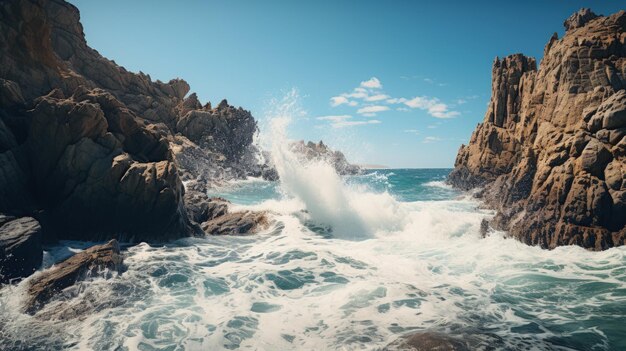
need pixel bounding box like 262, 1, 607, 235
265, 90, 405, 239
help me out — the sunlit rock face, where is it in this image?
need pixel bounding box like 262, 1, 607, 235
0, 0, 268, 248
450, 9, 626, 250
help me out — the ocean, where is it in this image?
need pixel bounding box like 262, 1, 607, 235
1, 168, 625, 350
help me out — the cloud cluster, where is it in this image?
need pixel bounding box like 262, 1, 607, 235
316, 115, 381, 129
329, 77, 460, 119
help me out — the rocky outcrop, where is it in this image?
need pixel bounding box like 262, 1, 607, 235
385, 332, 470, 351
0, 216, 42, 283
184, 185, 269, 236
449, 9, 626, 250
0, 0, 267, 247
24, 239, 123, 314
291, 140, 361, 175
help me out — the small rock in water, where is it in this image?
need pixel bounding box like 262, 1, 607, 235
24, 239, 124, 315
385, 331, 470, 351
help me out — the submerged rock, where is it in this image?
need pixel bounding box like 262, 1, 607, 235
0, 216, 42, 283
24, 239, 123, 315
385, 331, 470, 351
449, 9, 626, 250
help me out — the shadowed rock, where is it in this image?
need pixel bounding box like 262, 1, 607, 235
0, 216, 42, 283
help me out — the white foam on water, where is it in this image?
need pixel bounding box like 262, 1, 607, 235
1, 92, 625, 350
264, 90, 406, 240
423, 180, 453, 190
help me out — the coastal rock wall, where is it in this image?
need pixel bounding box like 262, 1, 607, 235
449, 9, 626, 250
0, 0, 264, 244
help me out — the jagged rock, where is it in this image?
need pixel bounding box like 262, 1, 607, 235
24, 239, 123, 314
0, 216, 42, 283
564, 8, 599, 31
449, 9, 626, 250
0, 0, 268, 251
385, 332, 470, 351
189, 197, 269, 236
290, 140, 361, 175
201, 210, 269, 236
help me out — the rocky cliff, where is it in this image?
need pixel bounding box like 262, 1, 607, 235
449, 9, 626, 250
0, 0, 266, 263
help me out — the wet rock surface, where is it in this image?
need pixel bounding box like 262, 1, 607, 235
385, 331, 470, 351
449, 9, 626, 250
0, 216, 42, 283
24, 239, 124, 314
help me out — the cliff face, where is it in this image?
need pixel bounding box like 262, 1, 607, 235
449, 9, 626, 250
0, 0, 263, 243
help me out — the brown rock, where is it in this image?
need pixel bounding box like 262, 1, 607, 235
449, 9, 626, 250
24, 239, 123, 314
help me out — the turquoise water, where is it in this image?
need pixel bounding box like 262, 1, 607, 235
1, 169, 625, 350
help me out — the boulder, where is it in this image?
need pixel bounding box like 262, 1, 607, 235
197, 198, 269, 236
24, 239, 123, 314
0, 216, 42, 283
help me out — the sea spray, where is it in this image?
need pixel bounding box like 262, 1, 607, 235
264, 90, 405, 239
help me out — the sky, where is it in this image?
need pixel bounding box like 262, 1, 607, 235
69, 0, 624, 168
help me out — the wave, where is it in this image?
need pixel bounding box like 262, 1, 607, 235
264, 90, 406, 239
423, 180, 453, 190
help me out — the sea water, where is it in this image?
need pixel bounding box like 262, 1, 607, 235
1, 95, 625, 350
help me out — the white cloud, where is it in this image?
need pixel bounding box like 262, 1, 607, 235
344, 87, 369, 99
316, 115, 351, 123
404, 129, 420, 135
357, 105, 389, 116
330, 96, 350, 107
386, 97, 407, 104
396, 107, 410, 112
456, 99, 467, 105
360, 77, 382, 89
365, 94, 390, 102
427, 125, 437, 129
423, 78, 434, 84
404, 96, 459, 118
333, 119, 381, 128
316, 115, 381, 128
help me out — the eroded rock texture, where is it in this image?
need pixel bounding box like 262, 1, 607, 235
0, 0, 264, 244
24, 239, 123, 314
449, 9, 626, 250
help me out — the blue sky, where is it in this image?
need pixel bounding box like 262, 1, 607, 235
70, 0, 623, 168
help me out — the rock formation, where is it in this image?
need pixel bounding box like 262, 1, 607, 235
24, 239, 123, 314
449, 9, 626, 250
0, 0, 272, 281
291, 140, 361, 175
